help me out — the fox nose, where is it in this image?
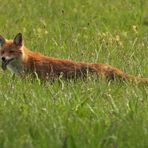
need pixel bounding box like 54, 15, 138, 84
2, 57, 6, 61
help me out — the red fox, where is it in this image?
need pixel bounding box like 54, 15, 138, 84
0, 33, 148, 82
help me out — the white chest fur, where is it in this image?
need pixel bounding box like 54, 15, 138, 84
7, 62, 24, 75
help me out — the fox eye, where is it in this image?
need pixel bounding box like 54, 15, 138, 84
9, 50, 14, 53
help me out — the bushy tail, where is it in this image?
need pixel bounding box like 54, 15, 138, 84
91, 63, 148, 83
124, 74, 148, 83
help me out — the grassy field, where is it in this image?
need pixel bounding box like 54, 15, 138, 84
0, 0, 148, 147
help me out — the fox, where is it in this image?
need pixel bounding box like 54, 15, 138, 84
0, 32, 148, 83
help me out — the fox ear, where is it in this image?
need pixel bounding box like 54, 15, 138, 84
14, 33, 23, 46
0, 35, 5, 46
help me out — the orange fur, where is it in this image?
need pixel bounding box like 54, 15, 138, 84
0, 33, 148, 83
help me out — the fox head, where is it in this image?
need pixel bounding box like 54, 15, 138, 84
0, 33, 23, 71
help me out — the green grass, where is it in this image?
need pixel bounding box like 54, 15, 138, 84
0, 0, 148, 147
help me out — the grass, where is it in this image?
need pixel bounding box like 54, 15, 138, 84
0, 0, 148, 147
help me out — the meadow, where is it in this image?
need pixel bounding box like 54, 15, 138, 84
0, 0, 148, 147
